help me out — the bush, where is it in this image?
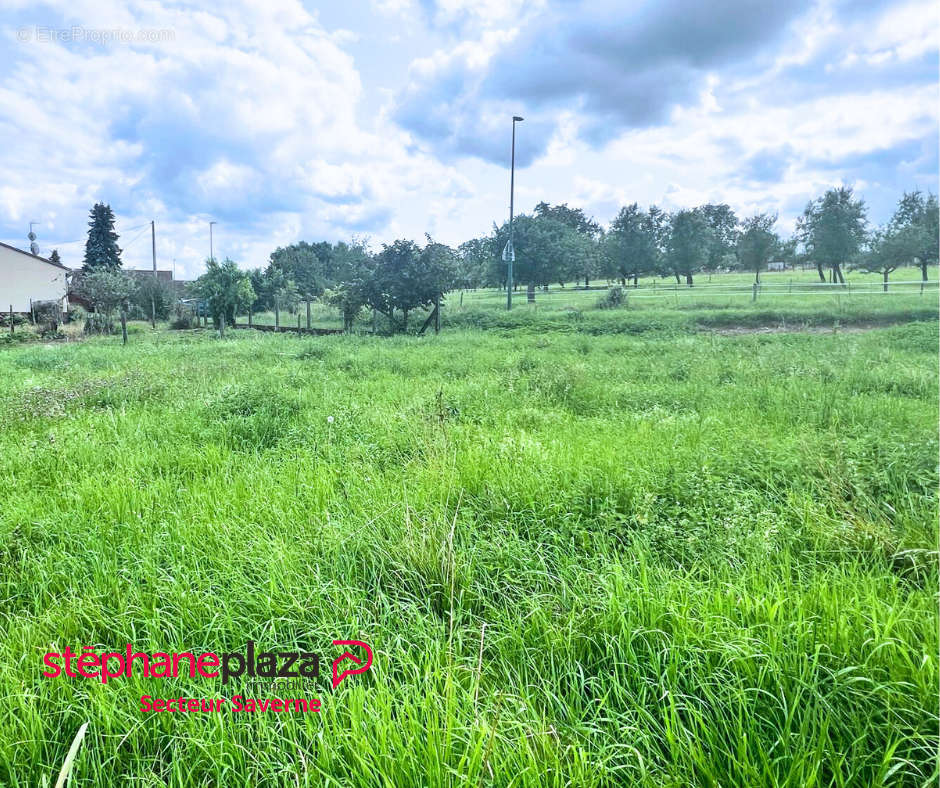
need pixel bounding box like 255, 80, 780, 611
169, 303, 196, 330
596, 286, 626, 309
0, 312, 28, 328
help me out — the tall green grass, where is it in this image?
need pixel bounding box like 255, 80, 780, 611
0, 317, 936, 786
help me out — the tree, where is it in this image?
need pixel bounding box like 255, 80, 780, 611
132, 276, 175, 321
797, 186, 867, 283
534, 202, 602, 286
605, 204, 659, 286
49, 249, 62, 266
699, 203, 739, 271
534, 202, 600, 237
366, 238, 456, 331
455, 238, 491, 290
852, 229, 901, 291
193, 258, 255, 335
267, 241, 333, 300
322, 240, 374, 330
667, 209, 711, 286
82, 203, 123, 271
493, 214, 588, 298
74, 270, 137, 333
888, 190, 939, 281
736, 213, 779, 283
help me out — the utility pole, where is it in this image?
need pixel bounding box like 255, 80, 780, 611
150, 220, 157, 329
505, 116, 523, 310
209, 221, 217, 262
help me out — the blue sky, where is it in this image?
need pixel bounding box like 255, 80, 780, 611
0, 0, 936, 278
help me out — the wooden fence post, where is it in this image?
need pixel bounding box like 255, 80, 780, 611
275, 301, 280, 332
248, 304, 253, 327
306, 300, 311, 330
120, 306, 128, 345
434, 294, 441, 334
9, 305, 13, 334
752, 282, 758, 302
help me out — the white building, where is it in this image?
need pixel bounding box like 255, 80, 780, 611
0, 241, 69, 313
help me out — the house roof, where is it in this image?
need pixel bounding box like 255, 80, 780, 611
0, 240, 70, 271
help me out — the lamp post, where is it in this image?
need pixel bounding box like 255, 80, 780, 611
209, 221, 217, 262
505, 115, 523, 310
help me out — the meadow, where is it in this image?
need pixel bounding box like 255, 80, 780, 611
0, 301, 937, 786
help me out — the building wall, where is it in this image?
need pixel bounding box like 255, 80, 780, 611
0, 245, 69, 312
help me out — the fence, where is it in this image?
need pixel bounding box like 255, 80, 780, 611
452, 278, 940, 312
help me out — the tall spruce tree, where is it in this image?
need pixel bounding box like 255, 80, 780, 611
48, 249, 62, 265
82, 203, 122, 271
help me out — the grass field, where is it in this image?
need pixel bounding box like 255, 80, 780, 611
0, 304, 937, 785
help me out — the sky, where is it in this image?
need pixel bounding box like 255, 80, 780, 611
0, 0, 937, 279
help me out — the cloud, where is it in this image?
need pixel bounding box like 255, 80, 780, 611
0, 0, 476, 277
0, 0, 936, 278
391, 0, 817, 163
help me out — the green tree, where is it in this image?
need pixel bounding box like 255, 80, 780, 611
605, 204, 659, 286
82, 203, 123, 271
667, 209, 711, 286
852, 229, 901, 291
534, 202, 602, 286
367, 238, 456, 331
494, 215, 588, 298
268, 242, 333, 300
74, 270, 137, 333
455, 238, 491, 290
193, 258, 255, 335
49, 249, 62, 266
533, 202, 600, 237
797, 186, 867, 284
699, 204, 739, 271
888, 190, 939, 281
132, 276, 175, 321
736, 213, 779, 283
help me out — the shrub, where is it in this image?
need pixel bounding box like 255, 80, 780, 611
596, 286, 626, 309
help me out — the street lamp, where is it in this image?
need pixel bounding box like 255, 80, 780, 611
504, 115, 523, 310
209, 221, 217, 262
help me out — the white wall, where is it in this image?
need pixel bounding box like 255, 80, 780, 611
0, 245, 68, 312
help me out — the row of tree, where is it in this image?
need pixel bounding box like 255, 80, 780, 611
196, 186, 937, 329
71, 186, 938, 334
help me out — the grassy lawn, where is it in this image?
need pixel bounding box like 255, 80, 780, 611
0, 308, 937, 785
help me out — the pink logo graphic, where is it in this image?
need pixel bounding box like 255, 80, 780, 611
331, 640, 373, 688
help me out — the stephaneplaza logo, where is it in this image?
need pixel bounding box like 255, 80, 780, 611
42, 640, 373, 714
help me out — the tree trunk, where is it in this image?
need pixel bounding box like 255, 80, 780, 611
527, 282, 535, 303
584, 276, 589, 288
883, 271, 889, 292
816, 263, 826, 283
674, 272, 681, 285
685, 272, 694, 287
306, 300, 311, 330
921, 261, 928, 282
402, 309, 408, 332
120, 308, 127, 345
633, 276, 638, 288
834, 264, 845, 284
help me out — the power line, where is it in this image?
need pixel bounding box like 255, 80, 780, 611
41, 221, 152, 249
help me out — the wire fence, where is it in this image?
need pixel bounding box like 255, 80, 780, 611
451, 279, 939, 311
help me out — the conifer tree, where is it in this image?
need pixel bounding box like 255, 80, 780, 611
82, 203, 122, 271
